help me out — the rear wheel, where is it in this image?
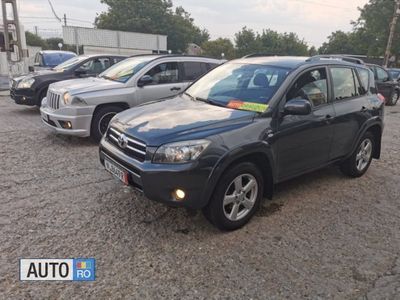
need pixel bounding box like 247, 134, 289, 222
387, 90, 399, 106
203, 162, 264, 231
91, 106, 124, 143
340, 132, 375, 178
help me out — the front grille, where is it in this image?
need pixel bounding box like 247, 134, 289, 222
107, 127, 147, 162
47, 91, 61, 110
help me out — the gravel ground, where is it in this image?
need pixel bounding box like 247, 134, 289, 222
0, 94, 400, 299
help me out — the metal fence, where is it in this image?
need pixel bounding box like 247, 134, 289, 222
63, 26, 167, 53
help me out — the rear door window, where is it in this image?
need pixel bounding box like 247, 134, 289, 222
182, 62, 205, 81
357, 68, 370, 93
330, 67, 358, 100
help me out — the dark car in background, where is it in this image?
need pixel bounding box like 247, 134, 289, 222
100, 55, 384, 230
388, 68, 400, 81
29, 50, 77, 72
11, 54, 127, 107
367, 64, 399, 106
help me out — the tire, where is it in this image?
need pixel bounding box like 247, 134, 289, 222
202, 162, 264, 231
340, 132, 375, 178
91, 106, 124, 143
387, 90, 399, 106
36, 89, 48, 107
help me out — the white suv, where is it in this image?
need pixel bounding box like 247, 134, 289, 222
40, 55, 222, 141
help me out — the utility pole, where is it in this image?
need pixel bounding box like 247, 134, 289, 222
63, 14, 67, 27
384, 0, 400, 67
34, 26, 38, 36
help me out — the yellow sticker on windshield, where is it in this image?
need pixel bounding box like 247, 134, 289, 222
227, 100, 268, 113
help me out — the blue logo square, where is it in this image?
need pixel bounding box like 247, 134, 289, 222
73, 258, 96, 281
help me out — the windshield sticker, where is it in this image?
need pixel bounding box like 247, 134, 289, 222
227, 100, 269, 113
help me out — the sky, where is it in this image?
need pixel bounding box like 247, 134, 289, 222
4, 0, 369, 47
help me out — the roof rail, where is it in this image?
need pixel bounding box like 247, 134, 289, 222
306, 55, 365, 65
242, 53, 278, 58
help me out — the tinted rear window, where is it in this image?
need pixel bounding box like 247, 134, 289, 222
182, 62, 207, 81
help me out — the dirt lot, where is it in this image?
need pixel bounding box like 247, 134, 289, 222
0, 94, 399, 299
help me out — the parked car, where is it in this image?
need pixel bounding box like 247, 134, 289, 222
99, 55, 384, 230
11, 54, 127, 107
367, 64, 399, 106
40, 55, 223, 142
29, 50, 77, 72
388, 68, 400, 81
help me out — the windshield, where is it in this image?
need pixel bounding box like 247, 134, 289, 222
54, 56, 88, 71
99, 56, 155, 83
43, 53, 76, 67
185, 63, 290, 112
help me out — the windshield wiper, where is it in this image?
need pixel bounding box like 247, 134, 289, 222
195, 97, 227, 108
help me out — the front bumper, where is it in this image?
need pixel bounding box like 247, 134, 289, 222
99, 138, 213, 210
40, 99, 95, 137
10, 87, 37, 106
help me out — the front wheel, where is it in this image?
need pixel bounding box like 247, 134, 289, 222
203, 162, 264, 231
340, 132, 375, 178
91, 106, 124, 143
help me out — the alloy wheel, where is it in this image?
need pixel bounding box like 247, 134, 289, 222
356, 138, 373, 172
223, 174, 258, 221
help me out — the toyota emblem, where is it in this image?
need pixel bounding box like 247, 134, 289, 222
118, 134, 128, 149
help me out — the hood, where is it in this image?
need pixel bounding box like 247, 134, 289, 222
50, 77, 124, 95
112, 95, 256, 146
13, 69, 58, 82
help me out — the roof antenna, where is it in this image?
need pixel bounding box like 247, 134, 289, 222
48, 0, 62, 22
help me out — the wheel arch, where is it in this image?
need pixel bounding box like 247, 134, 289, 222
366, 123, 382, 159
92, 102, 130, 120
204, 148, 275, 207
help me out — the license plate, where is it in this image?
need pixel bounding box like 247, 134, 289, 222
104, 159, 129, 185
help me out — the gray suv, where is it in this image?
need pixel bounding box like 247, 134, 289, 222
40, 55, 223, 141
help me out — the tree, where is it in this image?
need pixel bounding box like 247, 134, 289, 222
95, 0, 209, 53
319, 31, 358, 54
234, 27, 261, 57
25, 32, 46, 48
201, 38, 235, 59
320, 0, 399, 57
234, 27, 309, 57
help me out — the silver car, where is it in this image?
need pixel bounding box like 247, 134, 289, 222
40, 55, 223, 141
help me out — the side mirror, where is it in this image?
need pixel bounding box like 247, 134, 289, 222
137, 75, 153, 87
28, 66, 34, 72
74, 69, 87, 77
283, 99, 312, 116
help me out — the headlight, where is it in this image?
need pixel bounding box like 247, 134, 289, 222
63, 92, 72, 105
17, 77, 35, 89
63, 93, 87, 106
153, 140, 211, 163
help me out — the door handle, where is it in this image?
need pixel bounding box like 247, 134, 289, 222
361, 106, 368, 112
170, 87, 181, 91
324, 114, 333, 124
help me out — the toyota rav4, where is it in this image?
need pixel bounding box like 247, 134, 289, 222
99, 55, 384, 231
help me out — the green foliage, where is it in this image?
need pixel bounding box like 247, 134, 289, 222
235, 27, 309, 57
25, 32, 47, 48
320, 0, 398, 57
201, 38, 235, 59
25, 32, 77, 53
95, 0, 209, 53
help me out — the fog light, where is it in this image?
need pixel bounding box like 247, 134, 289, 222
173, 189, 186, 201
59, 121, 72, 129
